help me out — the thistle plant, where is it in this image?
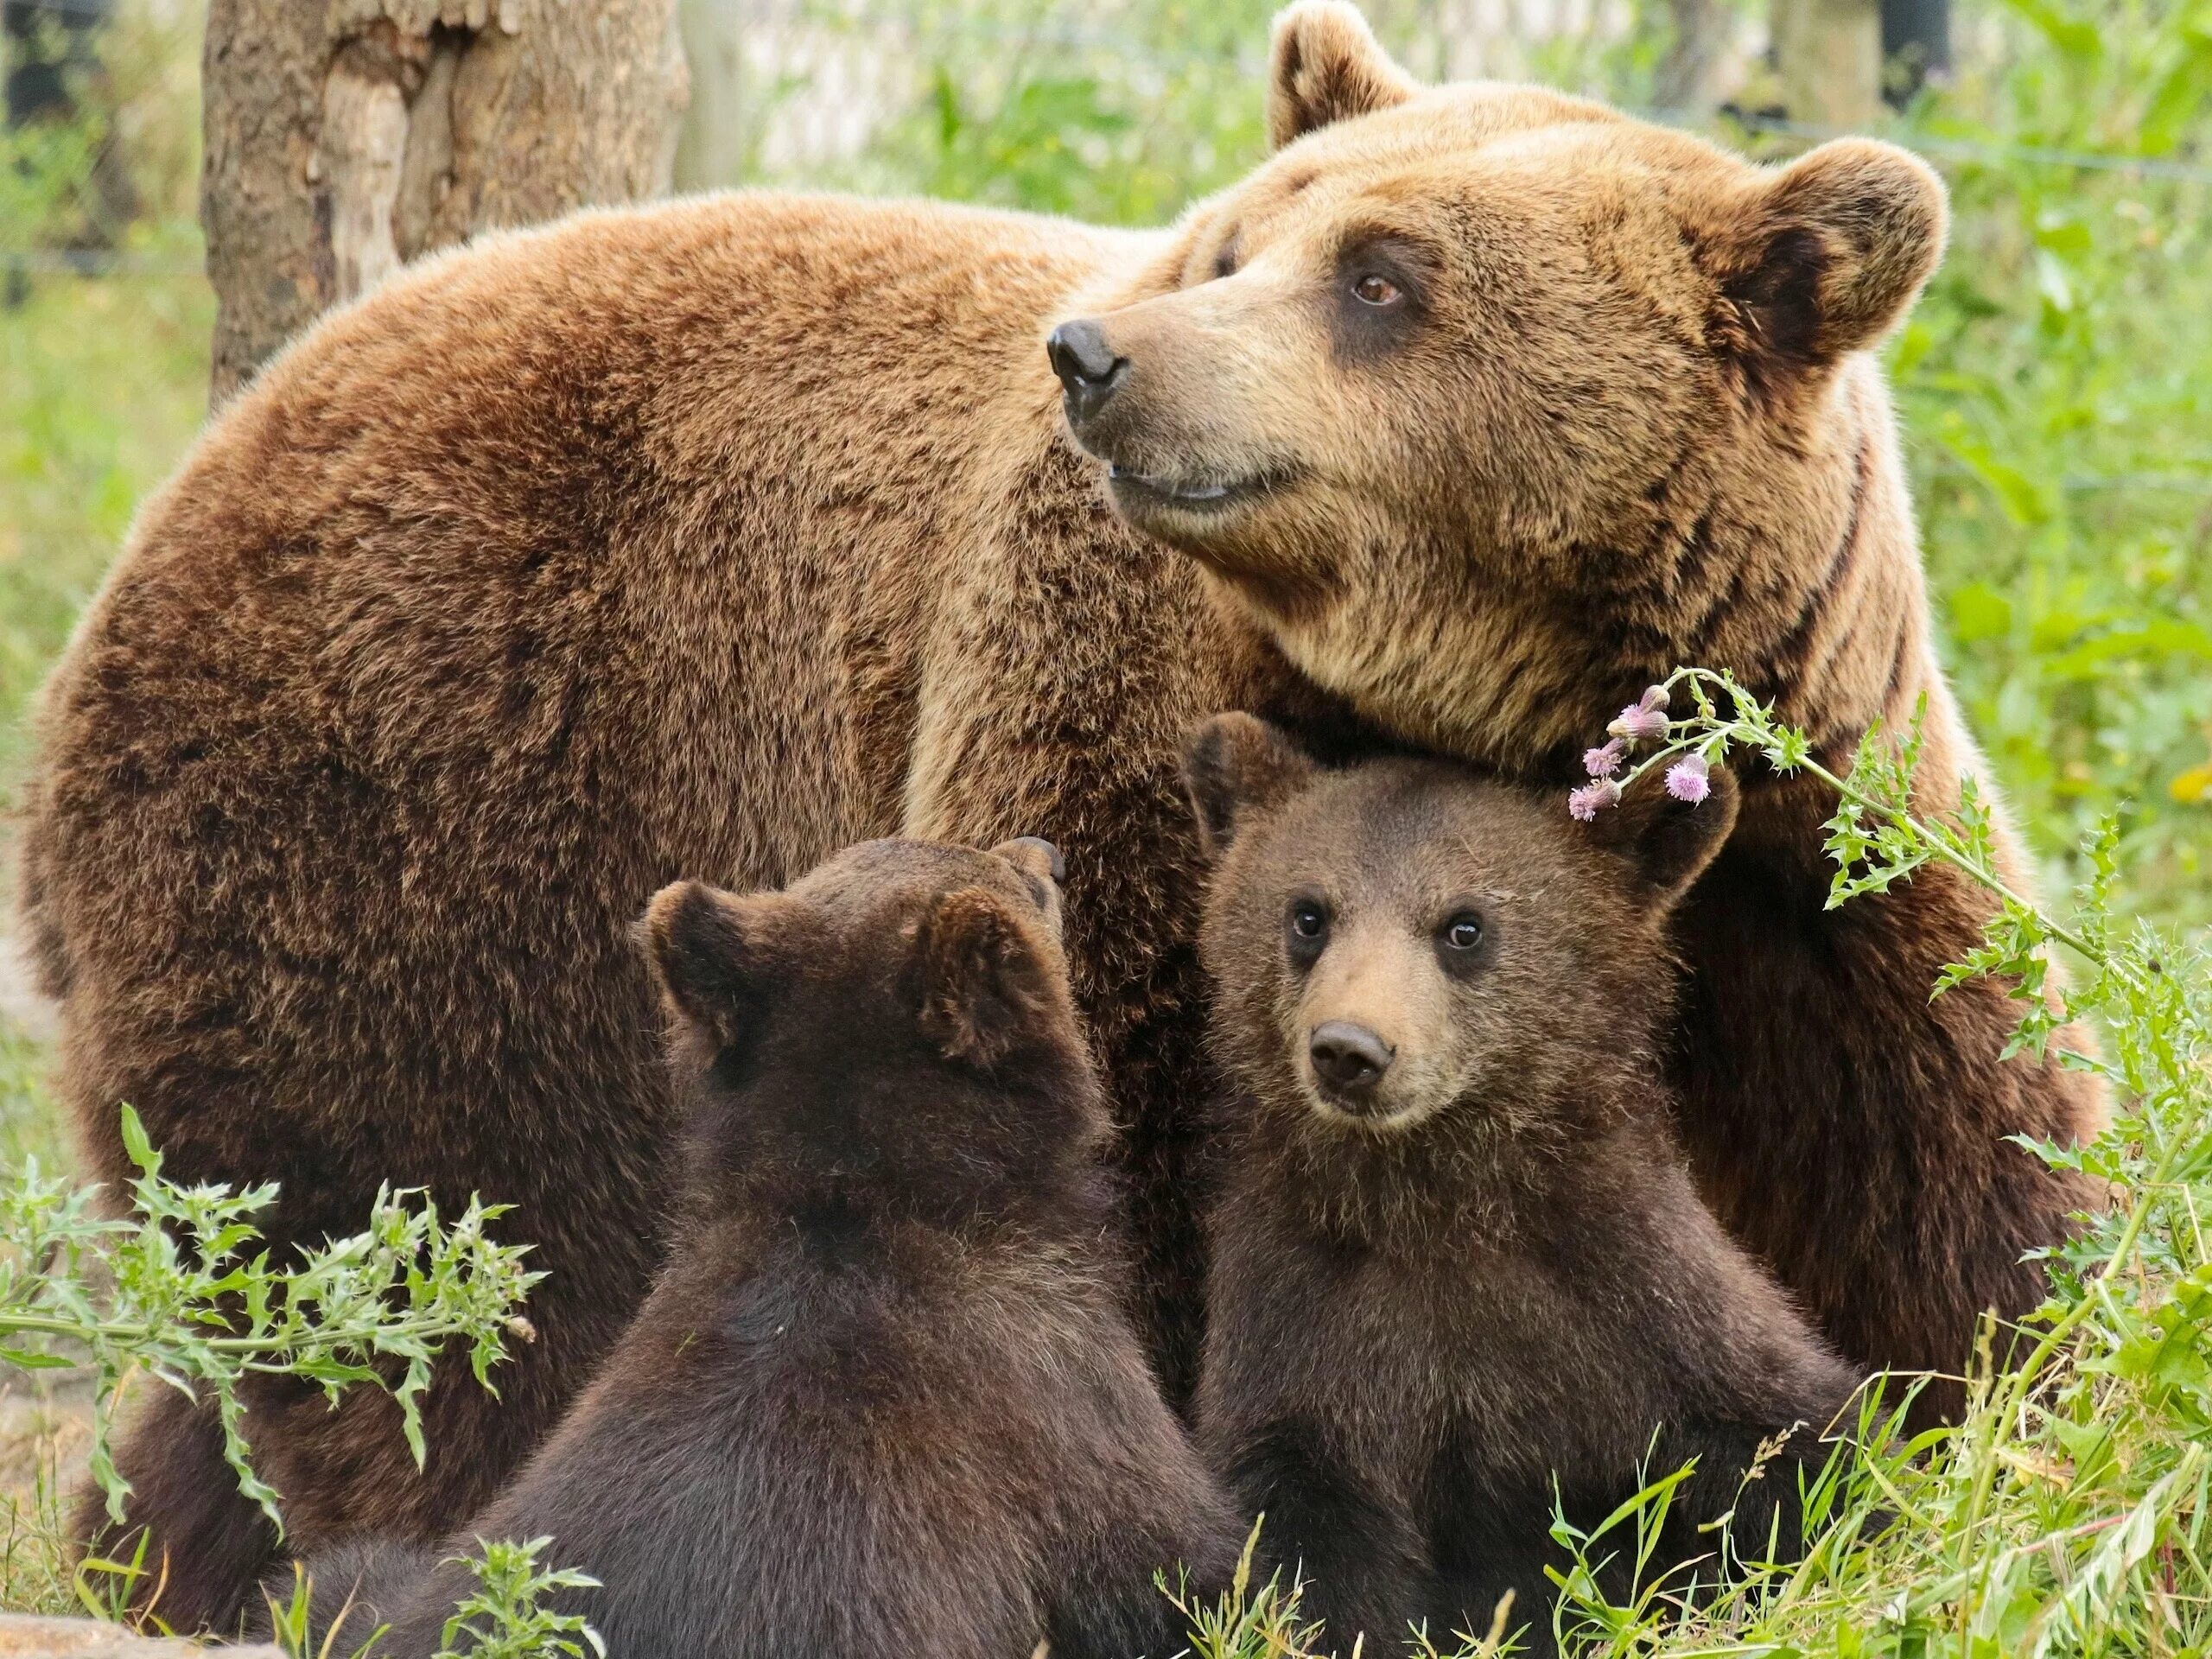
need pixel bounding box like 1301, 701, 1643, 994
1, 1103, 542, 1532
433, 1537, 605, 1659
1550, 666, 2212, 1655
257, 1537, 602, 1659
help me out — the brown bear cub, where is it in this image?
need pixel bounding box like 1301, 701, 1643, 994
1183, 715, 1864, 1656
294, 836, 1241, 1659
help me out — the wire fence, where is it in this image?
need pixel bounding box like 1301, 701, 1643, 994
4, 0, 2209, 509
676, 0, 1655, 184
9, 0, 2211, 280
614, 0, 2212, 194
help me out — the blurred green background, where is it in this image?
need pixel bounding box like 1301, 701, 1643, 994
2, 0, 2207, 957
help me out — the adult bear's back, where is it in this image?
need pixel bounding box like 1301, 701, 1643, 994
19, 190, 1156, 1611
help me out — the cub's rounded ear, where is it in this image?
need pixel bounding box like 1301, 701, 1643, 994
1182, 712, 1317, 860
636, 880, 797, 1049
912, 886, 1067, 1067
1267, 1, 1420, 150
1585, 764, 1740, 906
1702, 138, 1948, 379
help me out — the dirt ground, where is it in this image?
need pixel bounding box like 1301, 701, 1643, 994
0, 938, 54, 1048
0, 1369, 93, 1615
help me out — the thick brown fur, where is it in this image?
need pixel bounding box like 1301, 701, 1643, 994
25, 0, 2094, 1618
1184, 715, 1864, 1655
281, 837, 1241, 1659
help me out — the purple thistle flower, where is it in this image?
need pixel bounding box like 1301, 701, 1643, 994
1666, 753, 1712, 804
1608, 706, 1667, 744
1567, 779, 1622, 822
1583, 738, 1626, 779
1606, 686, 1671, 746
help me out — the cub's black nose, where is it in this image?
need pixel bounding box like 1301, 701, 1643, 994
1046, 320, 1126, 425
1308, 1021, 1395, 1096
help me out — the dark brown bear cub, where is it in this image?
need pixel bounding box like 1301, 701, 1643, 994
1183, 715, 1864, 1656
298, 836, 1241, 1659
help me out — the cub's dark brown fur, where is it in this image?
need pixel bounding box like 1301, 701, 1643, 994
290, 836, 1240, 1659
1185, 715, 1863, 1656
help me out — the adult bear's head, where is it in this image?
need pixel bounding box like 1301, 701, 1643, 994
1048, 1, 1947, 772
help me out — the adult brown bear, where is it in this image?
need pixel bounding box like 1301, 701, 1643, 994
22, 0, 2098, 1628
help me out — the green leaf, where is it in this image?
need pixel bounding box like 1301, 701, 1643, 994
116, 1103, 156, 1177
2002, 0, 2105, 64
1949, 581, 2016, 644
0, 1345, 78, 1370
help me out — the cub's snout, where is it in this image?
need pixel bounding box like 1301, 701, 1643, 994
1288, 917, 1452, 1127
1306, 1020, 1395, 1103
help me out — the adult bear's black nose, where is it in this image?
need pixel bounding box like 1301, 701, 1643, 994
1308, 1021, 1395, 1096
1046, 320, 1126, 426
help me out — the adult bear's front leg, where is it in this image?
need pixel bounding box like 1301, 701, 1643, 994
73, 1389, 278, 1634
896, 447, 1288, 1402
900, 654, 1228, 1400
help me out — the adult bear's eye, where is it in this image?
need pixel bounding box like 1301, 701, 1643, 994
1285, 898, 1330, 964
1442, 912, 1484, 950
1351, 273, 1402, 306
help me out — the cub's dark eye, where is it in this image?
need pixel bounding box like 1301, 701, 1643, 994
1442, 912, 1484, 951
1351, 273, 1402, 307
1285, 898, 1330, 965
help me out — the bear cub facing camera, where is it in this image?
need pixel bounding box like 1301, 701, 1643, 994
297, 836, 1241, 1659
1184, 715, 1866, 1656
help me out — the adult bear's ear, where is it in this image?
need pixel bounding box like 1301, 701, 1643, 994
1267, 1, 1420, 149
912, 886, 1065, 1067
636, 880, 800, 1050
1585, 764, 1740, 906
1701, 138, 1948, 381
1182, 712, 1317, 860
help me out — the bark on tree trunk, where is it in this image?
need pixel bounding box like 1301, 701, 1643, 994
1771, 0, 1884, 131
1881, 0, 1952, 104
1655, 0, 1728, 115
672, 0, 751, 190
200, 0, 689, 405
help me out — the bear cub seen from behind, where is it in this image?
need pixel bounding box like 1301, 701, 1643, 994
298, 836, 1242, 1659
1185, 715, 1866, 1656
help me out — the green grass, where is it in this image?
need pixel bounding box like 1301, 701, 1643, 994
1891, 4, 2212, 932
0, 255, 211, 794
0, 0, 207, 798
0, 1027, 82, 1622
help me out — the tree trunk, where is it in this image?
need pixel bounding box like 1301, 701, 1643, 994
200, 0, 689, 405
1771, 0, 1883, 130
672, 0, 751, 190
1880, 0, 1952, 105
1655, 0, 1729, 115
